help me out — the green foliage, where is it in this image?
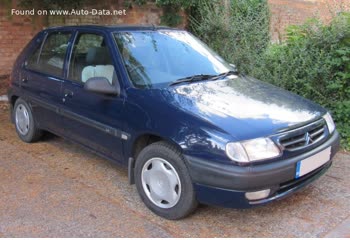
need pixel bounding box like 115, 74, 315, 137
155, 0, 197, 9
190, 0, 270, 73
124, 0, 198, 27
252, 13, 350, 149
158, 3, 183, 27
160, 9, 183, 26
155, 0, 199, 27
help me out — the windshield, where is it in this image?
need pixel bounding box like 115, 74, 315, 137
114, 30, 233, 89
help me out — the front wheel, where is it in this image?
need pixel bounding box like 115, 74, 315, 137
135, 141, 198, 220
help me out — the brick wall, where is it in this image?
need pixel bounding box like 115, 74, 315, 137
269, 0, 350, 42
0, 1, 45, 78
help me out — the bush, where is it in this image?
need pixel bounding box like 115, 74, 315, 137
253, 14, 350, 149
190, 0, 270, 74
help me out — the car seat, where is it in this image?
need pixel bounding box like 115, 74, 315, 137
81, 47, 114, 84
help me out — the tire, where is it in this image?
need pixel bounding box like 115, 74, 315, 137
13, 98, 43, 143
135, 141, 198, 220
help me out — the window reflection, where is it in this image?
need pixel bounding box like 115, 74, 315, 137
114, 31, 231, 88
174, 77, 316, 125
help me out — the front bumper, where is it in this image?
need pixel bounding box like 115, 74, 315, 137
184, 130, 340, 208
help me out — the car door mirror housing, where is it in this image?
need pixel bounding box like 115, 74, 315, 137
84, 77, 120, 96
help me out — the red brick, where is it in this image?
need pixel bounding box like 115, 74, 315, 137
269, 0, 350, 41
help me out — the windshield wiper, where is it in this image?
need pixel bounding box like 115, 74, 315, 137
169, 74, 216, 86
210, 70, 239, 80
169, 70, 239, 87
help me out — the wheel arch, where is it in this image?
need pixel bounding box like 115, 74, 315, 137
9, 95, 19, 123
10, 95, 19, 106
128, 133, 183, 185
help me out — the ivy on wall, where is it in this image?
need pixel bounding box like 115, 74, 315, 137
155, 0, 198, 27
125, 0, 199, 27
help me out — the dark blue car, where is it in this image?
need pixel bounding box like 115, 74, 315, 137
8, 25, 340, 219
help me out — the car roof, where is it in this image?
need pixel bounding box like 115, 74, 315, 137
43, 25, 179, 32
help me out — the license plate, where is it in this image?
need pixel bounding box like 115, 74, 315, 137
295, 147, 331, 178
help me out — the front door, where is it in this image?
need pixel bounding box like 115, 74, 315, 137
61, 31, 126, 162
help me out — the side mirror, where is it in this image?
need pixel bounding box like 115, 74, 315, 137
84, 77, 120, 95
229, 64, 238, 73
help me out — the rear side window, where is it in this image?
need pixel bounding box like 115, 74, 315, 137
69, 33, 116, 84
26, 31, 71, 77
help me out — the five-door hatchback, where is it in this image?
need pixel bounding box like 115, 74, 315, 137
8, 25, 340, 219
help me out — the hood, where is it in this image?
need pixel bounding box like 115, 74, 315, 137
168, 75, 326, 140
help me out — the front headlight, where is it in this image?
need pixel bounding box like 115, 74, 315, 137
323, 112, 335, 134
225, 142, 249, 163
226, 138, 280, 163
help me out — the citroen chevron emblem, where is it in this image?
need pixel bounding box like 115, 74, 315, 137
305, 132, 313, 145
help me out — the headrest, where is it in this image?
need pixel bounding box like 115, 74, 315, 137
86, 47, 110, 65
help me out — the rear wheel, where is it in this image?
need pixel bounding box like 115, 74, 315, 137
135, 141, 198, 220
13, 98, 42, 143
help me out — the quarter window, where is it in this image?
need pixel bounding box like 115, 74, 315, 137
26, 38, 43, 70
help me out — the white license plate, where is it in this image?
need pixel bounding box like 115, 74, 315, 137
295, 147, 331, 178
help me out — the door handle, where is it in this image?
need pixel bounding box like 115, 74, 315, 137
64, 89, 74, 98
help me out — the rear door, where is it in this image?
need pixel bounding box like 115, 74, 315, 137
60, 30, 126, 162
22, 30, 73, 136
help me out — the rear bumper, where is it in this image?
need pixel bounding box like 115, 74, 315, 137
185, 130, 340, 208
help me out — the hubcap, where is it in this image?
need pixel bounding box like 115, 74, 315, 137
141, 158, 181, 208
15, 104, 30, 135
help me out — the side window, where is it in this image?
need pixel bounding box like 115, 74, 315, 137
27, 31, 71, 77
69, 33, 116, 85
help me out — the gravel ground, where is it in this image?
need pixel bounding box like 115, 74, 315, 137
0, 106, 349, 237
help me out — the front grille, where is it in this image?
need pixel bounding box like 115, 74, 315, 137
278, 119, 327, 151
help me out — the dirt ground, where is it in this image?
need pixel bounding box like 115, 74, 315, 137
0, 104, 349, 237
